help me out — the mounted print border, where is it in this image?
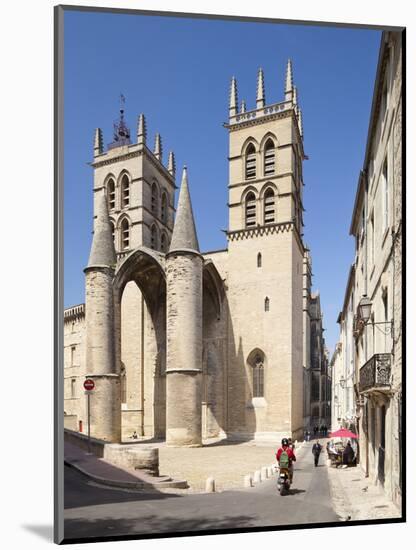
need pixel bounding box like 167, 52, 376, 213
54, 5, 405, 544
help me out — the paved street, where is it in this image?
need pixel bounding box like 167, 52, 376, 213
64, 442, 339, 541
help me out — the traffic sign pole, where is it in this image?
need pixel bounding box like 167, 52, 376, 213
87, 392, 91, 454
83, 379, 95, 455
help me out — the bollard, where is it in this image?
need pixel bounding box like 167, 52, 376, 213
261, 466, 268, 480
244, 474, 253, 488
253, 470, 261, 484
205, 477, 215, 493
267, 466, 273, 477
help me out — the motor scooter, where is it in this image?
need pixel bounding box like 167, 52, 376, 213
277, 467, 291, 495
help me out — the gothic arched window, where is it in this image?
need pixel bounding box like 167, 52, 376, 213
107, 178, 115, 211
245, 143, 256, 180
120, 364, 127, 404
109, 220, 115, 247
245, 192, 256, 228
121, 218, 129, 250
264, 139, 275, 175
160, 232, 167, 253
161, 192, 167, 224
257, 252, 262, 268
121, 174, 130, 208
151, 182, 158, 215
252, 353, 265, 397
265, 296, 270, 311
264, 188, 275, 224
151, 224, 158, 250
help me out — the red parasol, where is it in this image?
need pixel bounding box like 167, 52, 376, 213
329, 428, 358, 439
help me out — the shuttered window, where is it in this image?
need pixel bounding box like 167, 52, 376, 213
107, 179, 115, 210
245, 192, 256, 227
264, 189, 275, 224
264, 139, 275, 175
121, 218, 129, 249
245, 144, 256, 179
121, 174, 130, 208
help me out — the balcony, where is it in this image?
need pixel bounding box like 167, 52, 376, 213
359, 353, 392, 394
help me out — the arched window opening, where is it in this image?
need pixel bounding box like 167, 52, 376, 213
252, 353, 264, 398
151, 182, 158, 215
245, 143, 256, 180
265, 296, 270, 312
121, 218, 130, 250
264, 139, 275, 175
151, 225, 157, 250
107, 178, 115, 210
109, 221, 115, 246
257, 252, 262, 268
120, 365, 127, 405
245, 192, 256, 228
121, 174, 130, 208
161, 193, 167, 224
264, 188, 275, 224
160, 233, 167, 253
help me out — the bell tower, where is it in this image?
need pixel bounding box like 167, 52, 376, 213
224, 60, 306, 441
91, 97, 177, 261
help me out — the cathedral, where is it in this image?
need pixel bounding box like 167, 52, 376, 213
64, 60, 321, 446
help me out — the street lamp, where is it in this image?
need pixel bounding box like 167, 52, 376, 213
357, 294, 394, 335
357, 295, 372, 324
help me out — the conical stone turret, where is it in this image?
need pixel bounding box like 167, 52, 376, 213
88, 190, 117, 267
169, 167, 199, 253
165, 166, 203, 447
256, 68, 265, 109
84, 189, 120, 443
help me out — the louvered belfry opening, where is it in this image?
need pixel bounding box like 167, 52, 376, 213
245, 143, 256, 179
245, 192, 256, 227
264, 139, 275, 175
264, 188, 275, 224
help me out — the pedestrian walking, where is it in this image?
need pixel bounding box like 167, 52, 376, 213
312, 440, 322, 467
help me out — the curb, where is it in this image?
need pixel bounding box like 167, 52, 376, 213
64, 459, 188, 490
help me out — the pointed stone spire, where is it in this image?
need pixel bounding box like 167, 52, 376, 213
285, 59, 294, 101
168, 151, 176, 177
137, 113, 146, 145
88, 190, 117, 267
240, 100, 246, 113
229, 76, 238, 117
298, 108, 304, 138
154, 133, 162, 161
94, 128, 103, 157
256, 67, 265, 109
169, 166, 199, 253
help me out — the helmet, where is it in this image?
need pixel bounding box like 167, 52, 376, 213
281, 438, 289, 446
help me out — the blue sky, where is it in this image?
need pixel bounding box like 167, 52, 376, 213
64, 9, 381, 353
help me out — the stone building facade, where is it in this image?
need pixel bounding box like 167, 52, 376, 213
64, 61, 326, 446
332, 31, 402, 507
308, 292, 331, 430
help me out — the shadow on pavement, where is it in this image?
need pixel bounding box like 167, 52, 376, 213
65, 465, 182, 510
64, 513, 257, 541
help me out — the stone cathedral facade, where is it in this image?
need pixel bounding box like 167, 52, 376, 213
64, 61, 322, 446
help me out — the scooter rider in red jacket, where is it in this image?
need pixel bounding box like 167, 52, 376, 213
276, 438, 296, 483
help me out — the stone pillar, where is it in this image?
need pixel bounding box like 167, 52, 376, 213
85, 266, 121, 442
165, 252, 203, 446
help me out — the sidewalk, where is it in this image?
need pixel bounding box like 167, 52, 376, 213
64, 441, 187, 490
327, 458, 401, 521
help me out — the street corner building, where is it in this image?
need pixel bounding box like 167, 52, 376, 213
330, 31, 403, 508
64, 60, 330, 447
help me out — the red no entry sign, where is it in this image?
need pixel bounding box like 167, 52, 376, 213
84, 378, 95, 391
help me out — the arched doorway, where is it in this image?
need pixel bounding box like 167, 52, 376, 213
113, 248, 166, 441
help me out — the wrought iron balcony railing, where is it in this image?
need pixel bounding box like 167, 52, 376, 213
359, 353, 392, 393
